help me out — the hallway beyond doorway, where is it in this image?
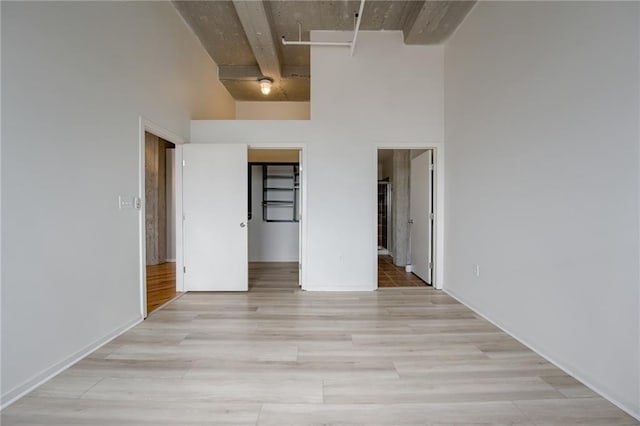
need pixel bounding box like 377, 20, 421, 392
378, 255, 427, 288
249, 262, 299, 290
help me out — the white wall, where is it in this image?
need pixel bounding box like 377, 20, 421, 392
248, 166, 299, 261
1, 1, 235, 405
236, 102, 310, 120
192, 31, 444, 290
444, 1, 640, 418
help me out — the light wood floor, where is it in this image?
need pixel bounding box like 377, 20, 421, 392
146, 262, 179, 314
249, 261, 299, 290
2, 264, 637, 425
378, 255, 428, 287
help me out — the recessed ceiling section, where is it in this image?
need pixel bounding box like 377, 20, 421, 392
173, 0, 475, 101
221, 77, 310, 102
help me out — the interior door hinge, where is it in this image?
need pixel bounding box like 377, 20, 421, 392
429, 164, 435, 171
183, 266, 186, 273
428, 262, 433, 269
429, 212, 435, 220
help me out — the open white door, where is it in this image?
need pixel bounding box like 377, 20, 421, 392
297, 150, 303, 287
410, 150, 433, 284
183, 144, 248, 291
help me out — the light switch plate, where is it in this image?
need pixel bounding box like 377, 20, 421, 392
119, 195, 140, 210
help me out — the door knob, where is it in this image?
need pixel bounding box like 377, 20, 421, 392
240, 222, 246, 228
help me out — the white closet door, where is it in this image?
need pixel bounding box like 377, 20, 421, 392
183, 144, 248, 291
298, 151, 303, 287
410, 150, 433, 284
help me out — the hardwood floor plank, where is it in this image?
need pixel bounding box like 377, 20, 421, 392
514, 398, 639, 425
322, 376, 563, 404
81, 377, 323, 404
28, 373, 103, 399
540, 375, 598, 398
183, 359, 400, 381
64, 358, 193, 379
257, 402, 534, 425
3, 398, 261, 425
393, 358, 567, 380
106, 342, 299, 362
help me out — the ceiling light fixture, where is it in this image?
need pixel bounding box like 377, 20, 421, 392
259, 78, 272, 95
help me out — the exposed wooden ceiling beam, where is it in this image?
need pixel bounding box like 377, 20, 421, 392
232, 0, 283, 80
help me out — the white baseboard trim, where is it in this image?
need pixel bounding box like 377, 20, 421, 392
445, 288, 640, 422
248, 259, 299, 263
164, 258, 176, 263
0, 316, 143, 410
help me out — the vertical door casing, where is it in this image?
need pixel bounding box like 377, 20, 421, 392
183, 144, 248, 291
298, 150, 303, 287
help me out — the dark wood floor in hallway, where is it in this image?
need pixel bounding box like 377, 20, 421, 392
2, 262, 637, 425
378, 255, 428, 287
146, 262, 179, 314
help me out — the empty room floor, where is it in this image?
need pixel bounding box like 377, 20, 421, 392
2, 265, 637, 425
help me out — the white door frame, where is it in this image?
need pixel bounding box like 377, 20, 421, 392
248, 143, 307, 288
138, 116, 186, 318
374, 143, 444, 290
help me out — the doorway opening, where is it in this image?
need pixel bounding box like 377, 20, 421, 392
144, 132, 180, 313
247, 149, 301, 291
377, 148, 435, 288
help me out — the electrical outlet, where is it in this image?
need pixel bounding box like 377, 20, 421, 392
473, 264, 480, 277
